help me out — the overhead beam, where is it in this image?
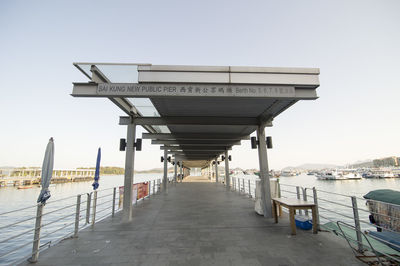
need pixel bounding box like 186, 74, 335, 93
174, 153, 221, 157
71, 82, 318, 100
143, 133, 250, 140
175, 156, 219, 161
172, 151, 222, 155
161, 146, 231, 151
119, 116, 266, 126
151, 140, 241, 146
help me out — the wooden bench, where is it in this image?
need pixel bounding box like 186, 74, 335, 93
272, 197, 318, 235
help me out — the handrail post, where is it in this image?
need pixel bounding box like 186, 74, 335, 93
74, 194, 81, 238
153, 180, 155, 195
302, 188, 308, 216
112, 187, 116, 217
312, 187, 320, 231
248, 180, 251, 198
351, 196, 363, 252
236, 178, 238, 192
296, 186, 302, 215
29, 203, 44, 263
86, 192, 92, 224
91, 190, 97, 227
277, 179, 281, 197
242, 178, 245, 194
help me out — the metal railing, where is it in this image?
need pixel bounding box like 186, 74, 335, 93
229, 176, 258, 199
0, 178, 162, 265
280, 183, 400, 264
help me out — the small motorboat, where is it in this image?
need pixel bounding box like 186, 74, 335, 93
17, 185, 33, 189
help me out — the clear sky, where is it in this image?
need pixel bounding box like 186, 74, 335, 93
1, 0, 399, 170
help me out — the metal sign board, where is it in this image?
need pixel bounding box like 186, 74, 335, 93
96, 83, 296, 98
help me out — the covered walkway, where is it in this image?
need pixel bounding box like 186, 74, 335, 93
22, 180, 361, 266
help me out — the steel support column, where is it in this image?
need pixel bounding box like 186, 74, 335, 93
122, 122, 136, 222
215, 157, 219, 183
257, 125, 272, 218
180, 161, 183, 182
163, 150, 168, 191
174, 162, 177, 183
224, 151, 230, 190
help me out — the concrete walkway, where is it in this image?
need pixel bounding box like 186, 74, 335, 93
182, 175, 211, 182
21, 178, 362, 266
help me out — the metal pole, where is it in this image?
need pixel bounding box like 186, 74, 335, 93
257, 124, 272, 218
248, 179, 251, 198
123, 122, 136, 222
214, 157, 219, 183
86, 192, 92, 224
153, 180, 156, 194
302, 188, 308, 216
242, 178, 245, 194
174, 162, 177, 184
149, 181, 151, 196
29, 203, 43, 263
112, 187, 116, 217
312, 187, 320, 231
224, 151, 230, 190
163, 150, 168, 192
180, 162, 183, 182
296, 186, 302, 215
351, 196, 363, 252
74, 195, 81, 238
91, 190, 97, 227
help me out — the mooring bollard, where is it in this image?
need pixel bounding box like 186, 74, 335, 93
112, 187, 116, 217
312, 187, 320, 231
74, 194, 81, 238
91, 190, 98, 227
86, 192, 92, 224
29, 203, 44, 263
351, 196, 363, 252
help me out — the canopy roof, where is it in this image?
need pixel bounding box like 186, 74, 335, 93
72, 63, 320, 168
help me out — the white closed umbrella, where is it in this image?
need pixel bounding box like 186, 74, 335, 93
37, 137, 54, 204
30, 137, 55, 262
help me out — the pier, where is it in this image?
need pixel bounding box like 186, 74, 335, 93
19, 177, 362, 266
0, 168, 95, 187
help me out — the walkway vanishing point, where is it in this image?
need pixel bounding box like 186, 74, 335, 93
21, 177, 362, 266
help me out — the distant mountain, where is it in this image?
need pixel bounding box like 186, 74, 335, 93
282, 163, 339, 171
136, 168, 164, 173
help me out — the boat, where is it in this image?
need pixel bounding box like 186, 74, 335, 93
280, 170, 297, 177
339, 170, 362, 180
364, 189, 400, 232
17, 185, 33, 189
316, 170, 361, 180
362, 169, 396, 178
363, 189, 400, 252
316, 170, 344, 180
